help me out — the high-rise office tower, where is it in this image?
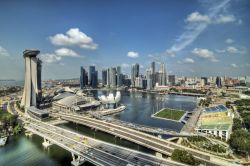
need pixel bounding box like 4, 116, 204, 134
80, 66, 87, 89
158, 63, 167, 86
21, 49, 42, 110
151, 62, 156, 87
216, 76, 222, 88
89, 66, 95, 85
37, 59, 42, 103
116, 66, 122, 87
151, 62, 155, 74
102, 69, 107, 86
131, 63, 139, 87
110, 67, 117, 88
107, 68, 111, 87
168, 75, 176, 86
146, 69, 152, 90
201, 77, 208, 85
89, 66, 98, 88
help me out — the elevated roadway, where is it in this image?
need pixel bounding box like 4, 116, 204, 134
23, 116, 183, 166
53, 112, 238, 166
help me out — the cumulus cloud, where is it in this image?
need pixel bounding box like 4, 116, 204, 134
231, 64, 238, 68
40, 53, 62, 64
49, 28, 98, 50
183, 58, 195, 64
225, 38, 234, 44
40, 48, 82, 64
226, 46, 246, 54
226, 46, 238, 53
127, 51, 139, 58
186, 12, 210, 23
55, 48, 80, 57
0, 46, 9, 56
192, 48, 218, 62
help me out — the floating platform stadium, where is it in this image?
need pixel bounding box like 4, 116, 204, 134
195, 105, 234, 141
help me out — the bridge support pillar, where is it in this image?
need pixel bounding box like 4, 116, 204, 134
25, 131, 33, 137
71, 153, 85, 166
155, 152, 163, 158
42, 138, 52, 148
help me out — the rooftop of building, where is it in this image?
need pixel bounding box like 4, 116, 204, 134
55, 94, 99, 108
197, 104, 233, 131
28, 106, 49, 115
204, 104, 227, 113
23, 49, 40, 57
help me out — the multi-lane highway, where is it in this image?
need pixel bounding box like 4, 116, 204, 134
23, 116, 184, 166
53, 112, 238, 166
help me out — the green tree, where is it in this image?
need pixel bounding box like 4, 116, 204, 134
229, 129, 250, 155
13, 124, 23, 135
232, 118, 242, 131
171, 149, 199, 165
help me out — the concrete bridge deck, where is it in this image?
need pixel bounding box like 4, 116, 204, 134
53, 112, 238, 166
23, 116, 182, 166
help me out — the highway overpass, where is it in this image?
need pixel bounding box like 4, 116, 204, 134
23, 116, 184, 166
53, 112, 238, 166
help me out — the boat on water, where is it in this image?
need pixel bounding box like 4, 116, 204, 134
0, 136, 8, 147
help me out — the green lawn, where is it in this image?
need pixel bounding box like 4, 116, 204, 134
155, 108, 185, 121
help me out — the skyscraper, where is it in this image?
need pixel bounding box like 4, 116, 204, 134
168, 75, 175, 86
110, 67, 117, 88
201, 77, 208, 85
80, 66, 87, 89
146, 69, 152, 90
102, 69, 107, 86
89, 66, 98, 88
21, 49, 42, 110
37, 59, 42, 103
131, 63, 139, 87
116, 66, 122, 87
158, 63, 167, 86
216, 76, 222, 88
151, 62, 156, 87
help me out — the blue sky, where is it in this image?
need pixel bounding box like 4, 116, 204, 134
0, 0, 249, 80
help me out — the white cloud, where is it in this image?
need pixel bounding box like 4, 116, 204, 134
216, 49, 226, 53
55, 48, 79, 57
121, 63, 130, 68
226, 46, 238, 53
165, 0, 236, 56
186, 12, 210, 23
40, 53, 62, 64
49, 28, 98, 50
225, 38, 234, 44
192, 48, 218, 62
231, 64, 238, 68
40, 48, 82, 64
0, 46, 9, 56
214, 15, 236, 24
184, 58, 195, 64
127, 51, 139, 58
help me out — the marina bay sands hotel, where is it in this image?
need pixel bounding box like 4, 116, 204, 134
21, 49, 42, 110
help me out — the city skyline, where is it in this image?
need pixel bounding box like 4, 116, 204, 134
0, 0, 250, 80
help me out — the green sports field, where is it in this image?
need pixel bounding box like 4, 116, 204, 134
154, 108, 185, 121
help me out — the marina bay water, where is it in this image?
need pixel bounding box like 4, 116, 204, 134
92, 90, 197, 132
0, 90, 197, 166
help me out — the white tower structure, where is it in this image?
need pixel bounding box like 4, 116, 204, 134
21, 49, 41, 111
